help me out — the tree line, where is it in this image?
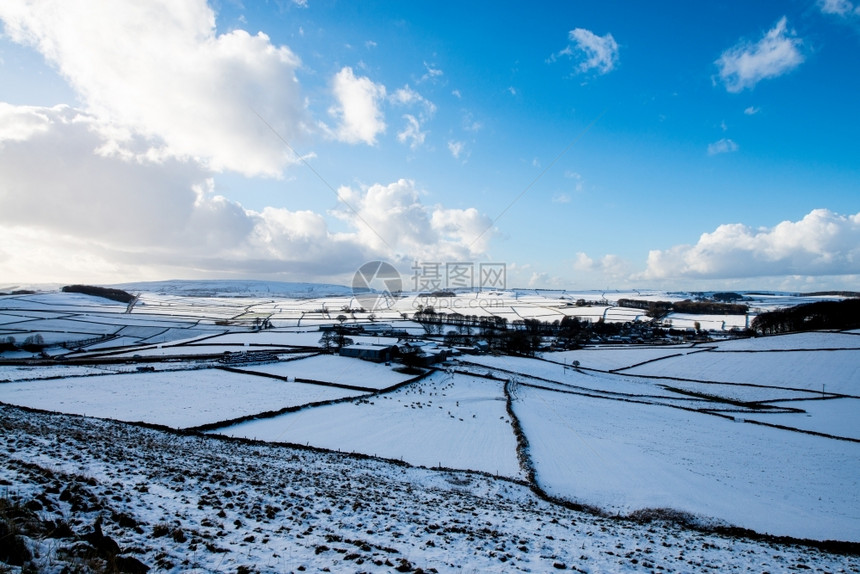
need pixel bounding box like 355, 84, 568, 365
750, 298, 860, 335
616, 298, 748, 318
62, 284, 136, 303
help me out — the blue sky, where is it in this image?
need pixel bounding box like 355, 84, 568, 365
0, 1, 858, 290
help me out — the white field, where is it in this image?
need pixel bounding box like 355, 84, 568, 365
711, 331, 860, 350
2, 286, 858, 545
215, 372, 523, 479
544, 345, 694, 371
0, 368, 365, 428
514, 384, 859, 541
740, 397, 860, 439
664, 313, 748, 330
7, 406, 857, 574
0, 364, 124, 381
652, 378, 822, 403
624, 348, 860, 394
237, 354, 414, 390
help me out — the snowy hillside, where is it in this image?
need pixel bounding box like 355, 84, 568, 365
3, 405, 857, 574
1, 287, 858, 572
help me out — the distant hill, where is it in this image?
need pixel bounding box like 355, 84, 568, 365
114, 279, 354, 299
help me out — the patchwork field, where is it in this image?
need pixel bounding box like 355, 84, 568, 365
1, 284, 858, 572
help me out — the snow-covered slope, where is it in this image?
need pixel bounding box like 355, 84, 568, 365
3, 405, 857, 573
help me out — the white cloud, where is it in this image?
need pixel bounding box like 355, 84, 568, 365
528, 272, 550, 288
707, 138, 739, 155
556, 28, 619, 75
391, 85, 435, 149
462, 112, 483, 132
744, 106, 761, 115
333, 179, 495, 259
639, 209, 860, 281
448, 140, 467, 160
0, 0, 306, 177
391, 85, 435, 113
326, 66, 387, 145
0, 102, 52, 142
0, 103, 496, 283
820, 0, 860, 15
419, 62, 443, 84
565, 170, 584, 192
573, 252, 632, 283
552, 193, 571, 204
716, 17, 804, 93
397, 114, 426, 149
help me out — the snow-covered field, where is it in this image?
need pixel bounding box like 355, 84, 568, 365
622, 347, 860, 394
6, 405, 856, 574
237, 354, 415, 390
215, 372, 522, 478
0, 368, 367, 428
1, 284, 858, 572
514, 384, 858, 541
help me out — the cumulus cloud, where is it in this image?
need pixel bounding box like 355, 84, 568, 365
333, 179, 496, 260
573, 252, 632, 281
0, 104, 495, 283
326, 66, 387, 145
716, 17, 804, 93
0, 0, 306, 177
707, 138, 739, 155
554, 28, 619, 75
744, 106, 761, 115
639, 209, 860, 281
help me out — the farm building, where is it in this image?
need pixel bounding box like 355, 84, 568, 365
339, 342, 396, 363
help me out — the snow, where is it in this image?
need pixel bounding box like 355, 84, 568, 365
740, 397, 860, 439
237, 354, 414, 390
2, 283, 859, 561
624, 348, 860, 394
544, 345, 694, 371
202, 330, 328, 347
0, 364, 123, 382
651, 378, 822, 403
710, 331, 860, 350
0, 368, 366, 428
514, 384, 860, 541
215, 372, 523, 479
665, 313, 748, 330
0, 317, 122, 335
6, 405, 856, 574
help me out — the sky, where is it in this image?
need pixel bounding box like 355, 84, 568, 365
0, 0, 858, 292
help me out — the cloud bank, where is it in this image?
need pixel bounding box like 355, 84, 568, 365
0, 104, 491, 283
640, 209, 860, 281
0, 0, 307, 177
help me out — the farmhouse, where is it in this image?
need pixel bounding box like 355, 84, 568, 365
338, 342, 395, 363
